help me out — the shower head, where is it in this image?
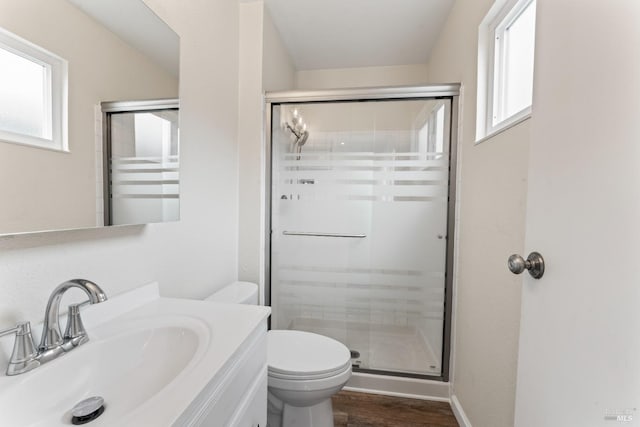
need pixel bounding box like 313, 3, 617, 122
285, 109, 309, 159
297, 131, 309, 147
285, 122, 309, 148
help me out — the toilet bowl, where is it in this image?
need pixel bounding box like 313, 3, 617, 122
267, 330, 351, 427
206, 282, 352, 427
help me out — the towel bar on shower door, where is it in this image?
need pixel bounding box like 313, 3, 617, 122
282, 231, 367, 238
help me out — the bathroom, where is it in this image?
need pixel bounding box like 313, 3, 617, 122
0, 0, 637, 426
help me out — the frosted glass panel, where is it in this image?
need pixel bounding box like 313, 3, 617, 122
108, 109, 179, 225
0, 47, 47, 139
271, 99, 451, 377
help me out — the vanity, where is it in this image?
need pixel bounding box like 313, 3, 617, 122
0, 283, 271, 426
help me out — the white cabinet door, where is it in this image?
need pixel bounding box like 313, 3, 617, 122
228, 371, 267, 427
515, 1, 640, 426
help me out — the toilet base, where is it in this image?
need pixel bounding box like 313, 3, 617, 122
267, 392, 334, 427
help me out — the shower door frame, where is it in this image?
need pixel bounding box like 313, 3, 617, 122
101, 98, 180, 226
264, 84, 460, 382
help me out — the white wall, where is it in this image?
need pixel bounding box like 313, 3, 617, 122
296, 64, 429, 90
0, 0, 178, 234
237, 1, 295, 296
0, 0, 240, 328
238, 1, 267, 292
426, 0, 530, 426
262, 6, 296, 92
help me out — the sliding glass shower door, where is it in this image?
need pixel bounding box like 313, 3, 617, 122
270, 95, 454, 379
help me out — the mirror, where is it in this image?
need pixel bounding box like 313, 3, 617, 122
0, 0, 179, 235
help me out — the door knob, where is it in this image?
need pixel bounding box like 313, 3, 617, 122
508, 252, 545, 279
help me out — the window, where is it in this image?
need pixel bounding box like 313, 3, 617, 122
477, 0, 536, 141
0, 28, 67, 151
417, 102, 447, 160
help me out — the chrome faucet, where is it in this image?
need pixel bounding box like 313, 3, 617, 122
40, 279, 107, 352
0, 279, 107, 376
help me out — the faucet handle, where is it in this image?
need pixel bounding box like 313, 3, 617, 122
0, 323, 23, 338
64, 303, 89, 347
0, 322, 39, 376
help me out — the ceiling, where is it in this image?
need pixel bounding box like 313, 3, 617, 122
68, 0, 179, 77
265, 0, 455, 70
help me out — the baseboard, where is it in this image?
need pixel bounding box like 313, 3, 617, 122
345, 372, 450, 401
343, 386, 451, 403
450, 395, 472, 427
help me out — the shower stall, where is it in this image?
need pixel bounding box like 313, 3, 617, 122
266, 85, 458, 381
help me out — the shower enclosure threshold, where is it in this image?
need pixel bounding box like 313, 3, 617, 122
290, 317, 441, 376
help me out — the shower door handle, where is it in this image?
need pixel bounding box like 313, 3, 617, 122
282, 231, 366, 238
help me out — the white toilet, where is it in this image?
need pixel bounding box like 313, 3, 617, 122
206, 282, 352, 427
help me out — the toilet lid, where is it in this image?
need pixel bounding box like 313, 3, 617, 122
268, 330, 351, 379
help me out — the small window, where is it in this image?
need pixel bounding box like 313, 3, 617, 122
477, 0, 536, 141
0, 28, 67, 151
417, 102, 447, 161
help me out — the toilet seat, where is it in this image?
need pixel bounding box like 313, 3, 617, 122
268, 363, 352, 393
268, 362, 351, 381
267, 330, 351, 380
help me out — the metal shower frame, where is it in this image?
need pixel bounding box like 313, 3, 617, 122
263, 84, 460, 382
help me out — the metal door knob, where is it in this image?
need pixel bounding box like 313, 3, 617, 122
508, 252, 545, 279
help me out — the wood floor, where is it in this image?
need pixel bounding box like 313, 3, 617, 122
332, 391, 459, 427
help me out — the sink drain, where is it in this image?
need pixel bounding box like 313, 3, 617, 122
71, 396, 105, 425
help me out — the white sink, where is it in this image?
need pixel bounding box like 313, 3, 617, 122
0, 283, 271, 427
0, 315, 207, 426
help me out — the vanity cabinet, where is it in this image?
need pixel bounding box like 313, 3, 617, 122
227, 369, 268, 427
180, 320, 268, 427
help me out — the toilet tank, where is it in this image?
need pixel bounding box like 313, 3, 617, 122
206, 281, 258, 305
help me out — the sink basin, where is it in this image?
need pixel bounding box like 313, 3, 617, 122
0, 314, 208, 427
0, 284, 270, 427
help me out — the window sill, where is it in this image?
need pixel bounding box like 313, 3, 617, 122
0, 136, 70, 153
475, 113, 531, 145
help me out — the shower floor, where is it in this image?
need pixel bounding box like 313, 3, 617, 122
289, 317, 441, 376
